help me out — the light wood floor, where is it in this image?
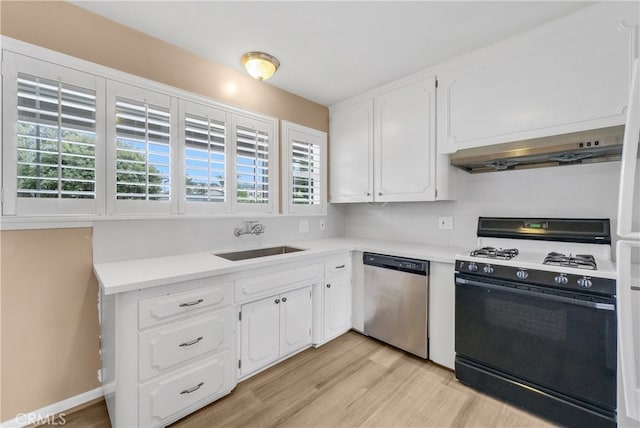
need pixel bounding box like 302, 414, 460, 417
57, 331, 554, 428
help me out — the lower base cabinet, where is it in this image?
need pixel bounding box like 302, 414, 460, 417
323, 275, 352, 342
139, 350, 236, 427
240, 286, 312, 377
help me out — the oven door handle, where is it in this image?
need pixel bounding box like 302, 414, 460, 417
455, 277, 615, 311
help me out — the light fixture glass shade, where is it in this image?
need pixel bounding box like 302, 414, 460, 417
241, 52, 280, 81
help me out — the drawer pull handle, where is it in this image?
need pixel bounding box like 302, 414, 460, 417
179, 336, 204, 347
326, 284, 331, 288
180, 382, 204, 395
335, 264, 346, 269
179, 299, 204, 308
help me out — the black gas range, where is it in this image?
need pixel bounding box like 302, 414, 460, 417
455, 217, 617, 427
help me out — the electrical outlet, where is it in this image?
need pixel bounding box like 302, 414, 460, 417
299, 220, 309, 233
439, 216, 454, 230
319, 220, 326, 231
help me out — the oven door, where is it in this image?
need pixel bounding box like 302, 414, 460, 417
455, 273, 617, 411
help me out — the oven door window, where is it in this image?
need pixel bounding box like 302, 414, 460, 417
455, 275, 616, 410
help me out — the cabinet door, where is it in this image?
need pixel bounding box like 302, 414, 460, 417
437, 5, 637, 154
280, 287, 312, 356
374, 76, 436, 202
428, 262, 455, 370
323, 275, 352, 342
329, 99, 374, 203
240, 296, 280, 376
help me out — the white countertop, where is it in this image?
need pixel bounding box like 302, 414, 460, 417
94, 237, 465, 295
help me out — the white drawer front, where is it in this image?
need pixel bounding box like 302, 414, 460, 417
325, 255, 351, 276
235, 263, 323, 303
139, 350, 235, 427
139, 308, 234, 381
139, 281, 232, 329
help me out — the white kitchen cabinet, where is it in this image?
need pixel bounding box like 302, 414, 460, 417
329, 74, 451, 203
323, 275, 351, 342
437, 3, 638, 154
329, 99, 374, 203
240, 286, 312, 377
373, 76, 436, 202
428, 262, 455, 370
100, 277, 237, 428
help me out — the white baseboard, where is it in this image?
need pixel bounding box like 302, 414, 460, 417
0, 387, 103, 428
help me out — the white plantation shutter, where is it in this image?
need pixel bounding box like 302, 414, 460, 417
115, 98, 171, 200
2, 52, 106, 215
108, 82, 175, 214
179, 100, 230, 214
282, 121, 327, 214
232, 115, 277, 213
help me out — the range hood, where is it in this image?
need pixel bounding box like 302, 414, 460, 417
450, 125, 625, 173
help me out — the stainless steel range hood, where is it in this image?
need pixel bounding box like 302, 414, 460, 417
450, 126, 625, 173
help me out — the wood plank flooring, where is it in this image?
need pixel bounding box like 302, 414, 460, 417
57, 332, 554, 427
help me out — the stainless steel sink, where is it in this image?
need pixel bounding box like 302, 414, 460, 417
213, 245, 305, 261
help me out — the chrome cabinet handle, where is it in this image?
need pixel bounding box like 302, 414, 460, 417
179, 298, 204, 307
180, 382, 204, 395
282, 297, 287, 302
326, 284, 331, 288
179, 336, 203, 347
275, 298, 280, 304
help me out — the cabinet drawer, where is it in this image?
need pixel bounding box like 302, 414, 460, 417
325, 255, 351, 276
139, 308, 234, 381
139, 350, 235, 427
139, 281, 232, 329
235, 263, 323, 303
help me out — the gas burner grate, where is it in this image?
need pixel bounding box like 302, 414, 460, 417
470, 247, 519, 260
543, 252, 597, 270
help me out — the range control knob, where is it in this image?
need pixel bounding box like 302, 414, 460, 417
577, 277, 593, 289
483, 264, 494, 274
516, 269, 529, 280
468, 262, 478, 272
554, 274, 569, 285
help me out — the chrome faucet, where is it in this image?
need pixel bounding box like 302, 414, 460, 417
234, 221, 265, 237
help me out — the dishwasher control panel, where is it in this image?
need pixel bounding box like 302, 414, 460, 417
363, 253, 428, 276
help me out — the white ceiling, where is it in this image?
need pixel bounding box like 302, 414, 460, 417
72, 1, 594, 106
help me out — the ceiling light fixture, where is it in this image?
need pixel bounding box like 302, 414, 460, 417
241, 51, 280, 82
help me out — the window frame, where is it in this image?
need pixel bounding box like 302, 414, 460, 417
231, 113, 279, 215
281, 120, 327, 215
106, 80, 178, 216
2, 51, 106, 216
178, 99, 231, 215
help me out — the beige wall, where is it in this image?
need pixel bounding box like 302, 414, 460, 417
0, 1, 330, 421
0, 228, 100, 421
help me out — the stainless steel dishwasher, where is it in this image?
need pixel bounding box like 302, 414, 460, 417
363, 252, 429, 359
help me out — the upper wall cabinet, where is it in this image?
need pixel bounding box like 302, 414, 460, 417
330, 74, 447, 203
329, 98, 374, 203
437, 3, 639, 154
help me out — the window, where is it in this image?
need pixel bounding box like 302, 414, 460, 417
232, 115, 278, 213
282, 121, 327, 214
178, 100, 229, 214
2, 52, 105, 215
107, 82, 174, 214
2, 48, 280, 219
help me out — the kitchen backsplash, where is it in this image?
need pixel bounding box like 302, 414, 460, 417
344, 161, 623, 257
93, 204, 346, 263
94, 161, 623, 263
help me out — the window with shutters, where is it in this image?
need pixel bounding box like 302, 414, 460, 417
1, 52, 106, 215
179, 100, 229, 214
282, 121, 327, 214
107, 82, 174, 214
232, 115, 278, 213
